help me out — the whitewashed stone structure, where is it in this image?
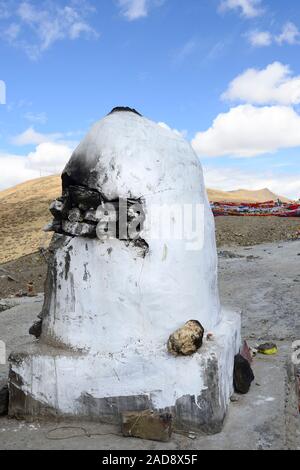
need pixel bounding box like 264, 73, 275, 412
9, 108, 240, 433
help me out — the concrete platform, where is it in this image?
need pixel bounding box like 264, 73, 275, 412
1, 341, 298, 450
8, 309, 240, 435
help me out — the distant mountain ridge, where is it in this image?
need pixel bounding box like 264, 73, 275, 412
207, 187, 291, 203
0, 176, 293, 263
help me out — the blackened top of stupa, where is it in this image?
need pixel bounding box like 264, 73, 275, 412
108, 106, 142, 117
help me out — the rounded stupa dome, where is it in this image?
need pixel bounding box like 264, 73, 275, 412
62, 107, 206, 203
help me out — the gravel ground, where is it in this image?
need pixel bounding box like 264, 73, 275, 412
0, 252, 47, 299
215, 216, 300, 247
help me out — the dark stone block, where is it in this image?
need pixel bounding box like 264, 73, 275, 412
0, 382, 8, 416
29, 320, 42, 339
174, 358, 225, 434
233, 354, 255, 394
78, 393, 152, 424
49, 198, 69, 219
68, 185, 101, 211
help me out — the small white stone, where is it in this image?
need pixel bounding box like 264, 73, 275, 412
62, 220, 95, 237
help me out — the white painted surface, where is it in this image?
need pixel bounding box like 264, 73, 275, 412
42, 234, 220, 353
42, 111, 221, 352
12, 309, 240, 413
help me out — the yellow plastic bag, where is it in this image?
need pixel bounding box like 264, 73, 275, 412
257, 343, 278, 355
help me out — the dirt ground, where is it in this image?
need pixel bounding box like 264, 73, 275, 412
0, 251, 47, 299
0, 240, 299, 450
215, 216, 300, 247
1, 216, 300, 299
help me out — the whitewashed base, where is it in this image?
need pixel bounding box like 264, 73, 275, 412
9, 309, 240, 434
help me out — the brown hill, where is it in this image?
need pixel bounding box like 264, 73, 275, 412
0, 175, 293, 264
0, 175, 61, 264
207, 187, 291, 203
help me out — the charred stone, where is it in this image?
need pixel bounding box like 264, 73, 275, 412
49, 197, 69, 219
68, 185, 102, 211
29, 319, 43, 339
109, 106, 142, 117
233, 354, 255, 394
68, 208, 83, 223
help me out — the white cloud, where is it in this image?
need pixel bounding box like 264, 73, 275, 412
203, 165, 300, 200
26, 142, 73, 173
247, 30, 272, 47
0, 1, 99, 59
276, 22, 300, 45
11, 127, 64, 146
117, 0, 164, 21
246, 22, 300, 48
0, 141, 74, 190
3, 22, 20, 41
192, 104, 300, 158
0, 123, 81, 189
173, 39, 197, 64
222, 62, 300, 105
0, 80, 6, 105
219, 0, 263, 18
0, 0, 12, 19
118, 0, 148, 20
0, 154, 40, 190
158, 122, 187, 138
24, 112, 48, 125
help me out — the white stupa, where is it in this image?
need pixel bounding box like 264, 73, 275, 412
9, 108, 240, 433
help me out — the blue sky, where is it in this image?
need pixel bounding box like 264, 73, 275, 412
0, 0, 300, 198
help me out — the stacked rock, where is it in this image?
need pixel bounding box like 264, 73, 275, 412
45, 184, 147, 247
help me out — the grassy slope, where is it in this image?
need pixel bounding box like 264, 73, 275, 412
0, 175, 61, 263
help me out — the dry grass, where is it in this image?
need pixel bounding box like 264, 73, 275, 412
0, 175, 61, 263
